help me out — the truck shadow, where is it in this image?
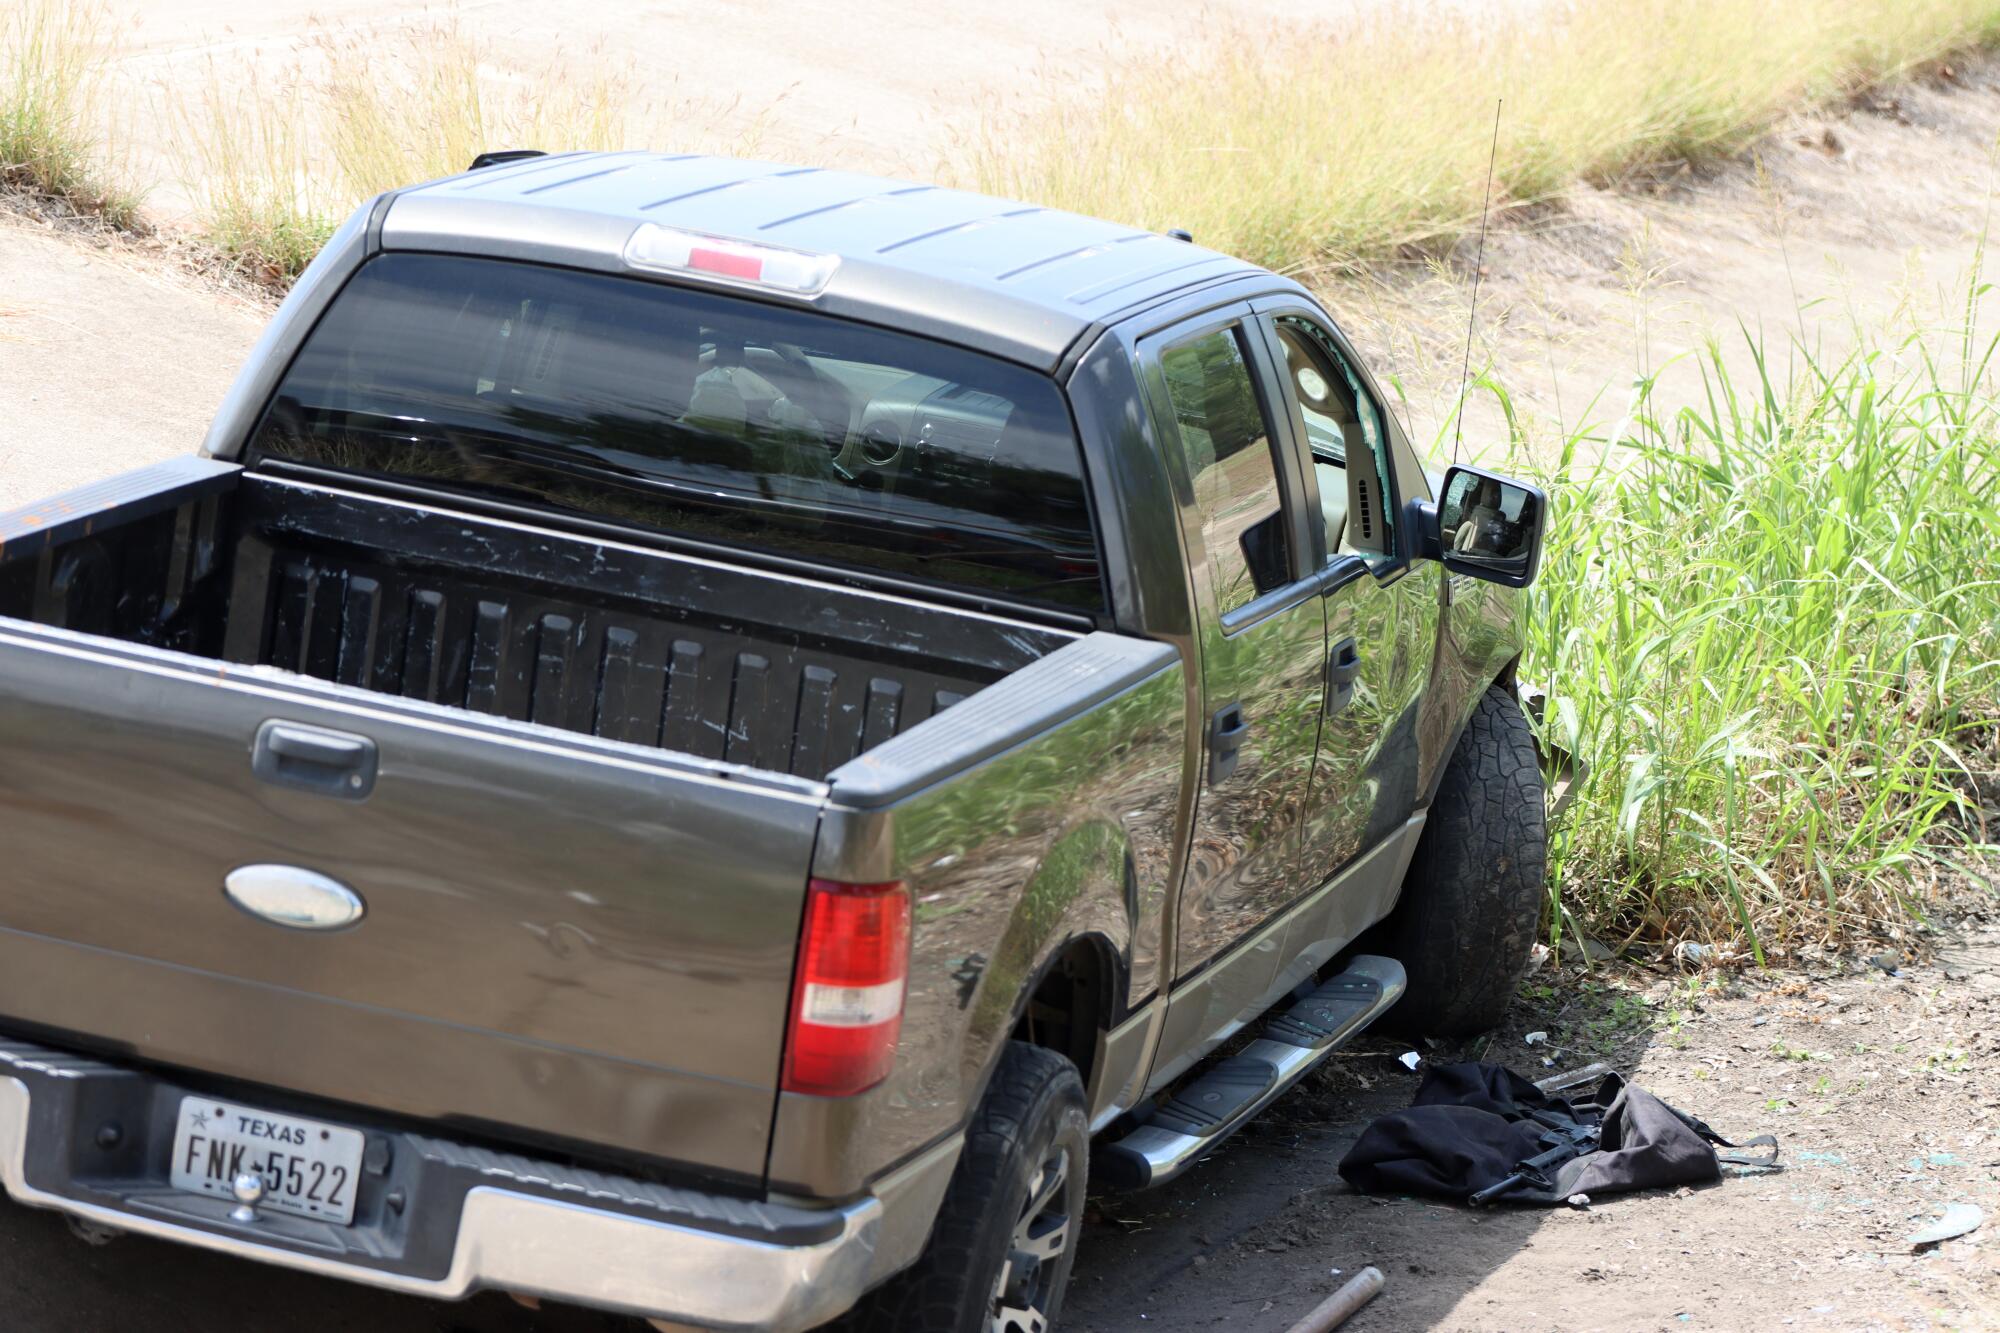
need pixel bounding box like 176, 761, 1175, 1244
1062, 970, 1668, 1332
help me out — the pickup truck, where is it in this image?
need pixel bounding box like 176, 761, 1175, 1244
0, 151, 1553, 1333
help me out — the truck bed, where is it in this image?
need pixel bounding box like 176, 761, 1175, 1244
0, 460, 1073, 779
0, 457, 1078, 1181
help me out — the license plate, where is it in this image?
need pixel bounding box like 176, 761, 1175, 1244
169, 1096, 365, 1225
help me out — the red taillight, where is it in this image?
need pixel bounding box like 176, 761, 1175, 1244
782, 878, 910, 1097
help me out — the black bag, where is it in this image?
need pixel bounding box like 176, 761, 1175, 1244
1338, 1062, 1778, 1206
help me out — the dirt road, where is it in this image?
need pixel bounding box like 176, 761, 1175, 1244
0, 206, 260, 509
1063, 917, 2000, 1331
1, 916, 1992, 1330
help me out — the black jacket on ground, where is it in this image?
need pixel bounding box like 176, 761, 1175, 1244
1338, 1062, 1769, 1206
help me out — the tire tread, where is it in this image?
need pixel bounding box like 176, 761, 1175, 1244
833, 1042, 1086, 1332
1378, 686, 1547, 1035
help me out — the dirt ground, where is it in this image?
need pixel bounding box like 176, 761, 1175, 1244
0, 201, 261, 508
1331, 52, 2000, 456
1062, 903, 2000, 1332
1, 904, 1992, 1332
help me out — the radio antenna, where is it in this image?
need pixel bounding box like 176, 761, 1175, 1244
1453, 98, 1502, 464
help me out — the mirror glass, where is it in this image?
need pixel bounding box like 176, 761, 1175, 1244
1438, 468, 1541, 579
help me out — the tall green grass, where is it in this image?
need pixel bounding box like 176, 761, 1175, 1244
1521, 326, 2000, 958
969, 0, 2000, 273
0, 0, 134, 225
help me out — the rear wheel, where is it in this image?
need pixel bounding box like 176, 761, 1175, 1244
1373, 685, 1547, 1036
835, 1041, 1088, 1333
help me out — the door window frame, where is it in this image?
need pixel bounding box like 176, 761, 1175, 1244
1246, 301, 1410, 586
1134, 307, 1323, 637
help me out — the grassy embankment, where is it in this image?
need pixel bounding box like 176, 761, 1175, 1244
0, 4, 748, 278
158, 20, 656, 279
971, 0, 2000, 272
12, 0, 2000, 280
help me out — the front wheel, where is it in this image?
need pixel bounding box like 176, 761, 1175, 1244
835, 1041, 1088, 1333
1372, 684, 1547, 1036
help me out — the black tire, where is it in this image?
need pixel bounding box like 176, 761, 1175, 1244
834, 1042, 1089, 1333
1373, 685, 1547, 1036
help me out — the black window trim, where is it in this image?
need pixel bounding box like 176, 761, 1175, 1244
1134, 307, 1322, 639
240, 249, 1113, 625
1247, 301, 1411, 584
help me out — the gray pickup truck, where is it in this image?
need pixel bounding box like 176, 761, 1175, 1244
0, 152, 1554, 1332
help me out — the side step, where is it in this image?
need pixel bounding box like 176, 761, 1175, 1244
1095, 955, 1406, 1190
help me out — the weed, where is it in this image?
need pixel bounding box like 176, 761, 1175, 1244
966, 0, 2000, 273
160, 16, 766, 280
0, 0, 135, 223
313, 19, 634, 203
1925, 1047, 1971, 1073
1523, 315, 2000, 958
160, 59, 334, 283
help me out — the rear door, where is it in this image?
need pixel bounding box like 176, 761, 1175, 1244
0, 620, 824, 1181
1139, 314, 1327, 991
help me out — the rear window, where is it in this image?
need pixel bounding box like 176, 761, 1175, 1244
248, 254, 1104, 611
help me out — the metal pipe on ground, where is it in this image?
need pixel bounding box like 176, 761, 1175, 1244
1283, 1265, 1386, 1333
1535, 1061, 1613, 1094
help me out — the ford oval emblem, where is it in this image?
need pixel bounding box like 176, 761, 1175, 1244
223, 865, 366, 931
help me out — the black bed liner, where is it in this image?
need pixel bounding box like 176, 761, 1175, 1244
0, 462, 1073, 780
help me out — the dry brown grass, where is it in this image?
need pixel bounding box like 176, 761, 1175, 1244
0, 0, 135, 225
154, 13, 770, 281
312, 18, 634, 202
965, 0, 2000, 272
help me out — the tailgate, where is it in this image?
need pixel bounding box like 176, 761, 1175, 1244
0, 620, 826, 1181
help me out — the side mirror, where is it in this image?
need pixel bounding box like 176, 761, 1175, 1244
1419, 465, 1547, 588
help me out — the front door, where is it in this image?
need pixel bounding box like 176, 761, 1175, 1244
1140, 314, 1327, 987
1255, 306, 1442, 900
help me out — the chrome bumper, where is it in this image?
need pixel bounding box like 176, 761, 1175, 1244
0, 1054, 931, 1332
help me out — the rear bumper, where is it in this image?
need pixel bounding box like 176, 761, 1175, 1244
0, 1039, 942, 1332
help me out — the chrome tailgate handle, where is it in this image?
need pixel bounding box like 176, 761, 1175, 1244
252, 720, 378, 800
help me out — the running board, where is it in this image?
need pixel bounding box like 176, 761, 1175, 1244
1095, 955, 1406, 1190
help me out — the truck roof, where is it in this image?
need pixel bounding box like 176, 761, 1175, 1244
380, 151, 1267, 371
